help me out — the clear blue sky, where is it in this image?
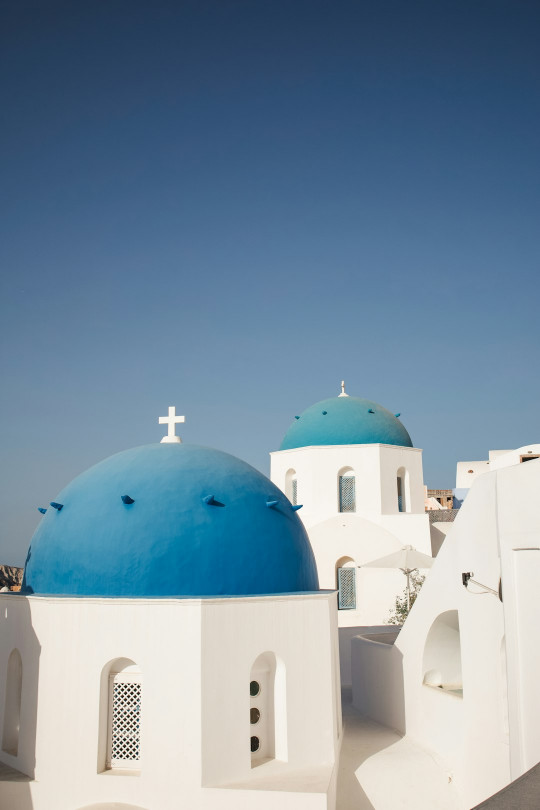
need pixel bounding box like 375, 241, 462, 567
1, 0, 539, 566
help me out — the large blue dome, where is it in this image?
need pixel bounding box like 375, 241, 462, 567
280, 396, 413, 450
22, 444, 319, 598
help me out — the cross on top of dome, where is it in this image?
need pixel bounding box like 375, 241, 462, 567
159, 406, 185, 443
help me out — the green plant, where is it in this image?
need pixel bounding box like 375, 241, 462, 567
387, 570, 425, 624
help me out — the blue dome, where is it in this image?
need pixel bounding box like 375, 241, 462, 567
280, 396, 412, 450
22, 444, 319, 598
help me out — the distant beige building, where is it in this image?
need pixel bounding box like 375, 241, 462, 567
424, 487, 453, 511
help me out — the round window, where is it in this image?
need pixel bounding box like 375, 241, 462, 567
250, 707, 260, 724
251, 736, 260, 753
250, 680, 260, 697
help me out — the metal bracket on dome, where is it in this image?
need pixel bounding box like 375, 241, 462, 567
38, 507, 47, 514
50, 502, 63, 511
292, 504, 303, 511
121, 495, 135, 505
368, 408, 375, 413
203, 494, 225, 507
395, 413, 401, 418
266, 499, 279, 509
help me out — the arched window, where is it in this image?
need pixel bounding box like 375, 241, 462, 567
99, 658, 142, 771
338, 467, 356, 513
285, 468, 298, 506
422, 611, 463, 696
249, 652, 287, 767
2, 648, 22, 756
396, 467, 410, 513
335, 556, 356, 610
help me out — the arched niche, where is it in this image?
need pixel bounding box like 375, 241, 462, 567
396, 467, 410, 513
97, 658, 142, 772
249, 651, 287, 767
422, 611, 463, 696
2, 648, 22, 756
335, 555, 356, 571
338, 466, 356, 513
285, 468, 298, 505
335, 556, 357, 610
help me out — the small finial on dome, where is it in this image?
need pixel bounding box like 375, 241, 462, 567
292, 504, 303, 511
266, 499, 279, 509
338, 380, 349, 397
50, 502, 63, 511
159, 405, 185, 443
121, 495, 135, 505
394, 413, 401, 418
38, 507, 47, 514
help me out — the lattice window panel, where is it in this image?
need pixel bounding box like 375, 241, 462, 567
291, 479, 298, 506
397, 494, 403, 512
337, 567, 356, 610
107, 676, 142, 768
339, 476, 356, 512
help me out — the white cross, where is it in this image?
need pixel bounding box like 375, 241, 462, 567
159, 406, 185, 443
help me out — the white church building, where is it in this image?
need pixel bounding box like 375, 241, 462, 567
0, 409, 341, 810
270, 384, 433, 629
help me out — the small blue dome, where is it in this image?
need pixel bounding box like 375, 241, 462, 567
22, 444, 319, 598
280, 396, 412, 450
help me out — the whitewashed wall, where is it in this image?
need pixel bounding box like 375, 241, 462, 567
0, 592, 339, 810
455, 460, 491, 489
456, 445, 540, 491
271, 444, 426, 526
351, 458, 540, 809
271, 444, 432, 627
490, 444, 540, 470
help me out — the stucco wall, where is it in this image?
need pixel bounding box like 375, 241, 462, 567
0, 592, 339, 810
351, 459, 540, 808
455, 460, 490, 489
270, 444, 426, 527
270, 444, 432, 628
489, 445, 540, 471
